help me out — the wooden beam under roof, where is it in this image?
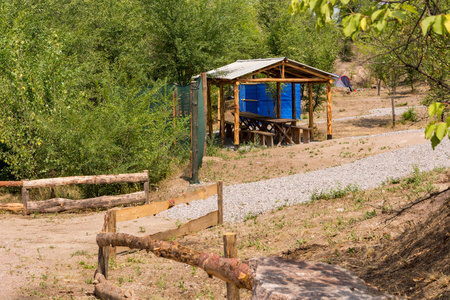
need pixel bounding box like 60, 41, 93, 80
235, 78, 328, 83
285, 62, 332, 79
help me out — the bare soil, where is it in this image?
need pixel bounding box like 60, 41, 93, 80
1, 85, 449, 299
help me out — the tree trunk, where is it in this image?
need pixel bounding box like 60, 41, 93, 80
96, 233, 253, 290
27, 192, 145, 213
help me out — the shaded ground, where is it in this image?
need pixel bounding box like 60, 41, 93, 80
0, 85, 448, 299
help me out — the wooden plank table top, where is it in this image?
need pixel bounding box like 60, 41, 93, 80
235, 111, 296, 145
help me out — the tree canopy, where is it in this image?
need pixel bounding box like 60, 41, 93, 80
290, 0, 450, 148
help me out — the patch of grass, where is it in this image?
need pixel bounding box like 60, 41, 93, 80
311, 184, 359, 202
400, 107, 418, 123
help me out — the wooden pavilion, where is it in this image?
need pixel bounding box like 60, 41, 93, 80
200, 57, 339, 146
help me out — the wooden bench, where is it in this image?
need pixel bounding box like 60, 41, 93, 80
224, 120, 234, 138
288, 125, 311, 144
240, 130, 275, 147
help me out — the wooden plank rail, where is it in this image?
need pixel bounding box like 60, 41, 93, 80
149, 211, 218, 241
104, 182, 224, 259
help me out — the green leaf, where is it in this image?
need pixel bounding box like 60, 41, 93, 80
401, 4, 418, 14
425, 123, 436, 139
433, 15, 444, 35
340, 0, 350, 4
445, 15, 450, 34
421, 16, 436, 35
435, 122, 448, 141
371, 9, 385, 21
446, 116, 450, 127
376, 18, 387, 32
428, 102, 445, 118
343, 16, 357, 36
390, 10, 406, 22
431, 135, 440, 150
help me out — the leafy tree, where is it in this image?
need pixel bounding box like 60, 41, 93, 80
141, 0, 262, 85
290, 0, 450, 146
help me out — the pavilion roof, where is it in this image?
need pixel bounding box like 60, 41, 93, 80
206, 57, 339, 81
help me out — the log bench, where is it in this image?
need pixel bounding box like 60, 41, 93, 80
288, 125, 311, 144
240, 130, 275, 147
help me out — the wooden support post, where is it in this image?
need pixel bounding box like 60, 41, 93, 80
217, 181, 223, 225
276, 82, 281, 118
308, 83, 314, 140
207, 83, 213, 140
202, 73, 208, 155
191, 81, 199, 183
326, 80, 332, 140
107, 210, 117, 259
223, 233, 240, 300
219, 83, 225, 146
97, 245, 110, 279
21, 182, 29, 216
144, 170, 149, 204
234, 82, 240, 146
291, 83, 297, 125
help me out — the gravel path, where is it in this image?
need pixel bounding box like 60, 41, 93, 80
160, 134, 450, 223
315, 106, 425, 123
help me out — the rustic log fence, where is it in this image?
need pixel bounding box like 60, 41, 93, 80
94, 181, 249, 300
95, 232, 248, 300
0, 171, 150, 215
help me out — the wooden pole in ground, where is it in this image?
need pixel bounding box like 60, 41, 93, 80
191, 81, 200, 184
276, 82, 281, 118
207, 83, 213, 140
291, 83, 297, 125
219, 83, 225, 146
97, 245, 110, 279
326, 80, 332, 140
107, 210, 117, 259
21, 181, 29, 216
224, 233, 240, 300
144, 170, 149, 204
234, 82, 240, 146
217, 181, 224, 225
202, 73, 209, 155
308, 83, 314, 140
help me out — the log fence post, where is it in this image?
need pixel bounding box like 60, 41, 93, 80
223, 232, 240, 300
144, 170, 149, 204
107, 210, 117, 259
217, 181, 223, 225
97, 245, 110, 279
22, 180, 29, 216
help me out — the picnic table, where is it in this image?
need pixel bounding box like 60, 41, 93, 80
236, 111, 296, 146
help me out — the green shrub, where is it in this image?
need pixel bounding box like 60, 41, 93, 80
400, 107, 418, 124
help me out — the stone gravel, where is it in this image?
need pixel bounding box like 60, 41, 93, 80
159, 134, 450, 223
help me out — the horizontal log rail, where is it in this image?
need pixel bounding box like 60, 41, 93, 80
7, 171, 151, 215
27, 192, 146, 213
23, 172, 148, 188
0, 181, 23, 187
96, 233, 253, 290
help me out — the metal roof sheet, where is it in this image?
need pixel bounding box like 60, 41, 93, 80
206, 57, 338, 80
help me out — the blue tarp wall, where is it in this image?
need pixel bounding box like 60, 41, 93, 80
239, 83, 301, 119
